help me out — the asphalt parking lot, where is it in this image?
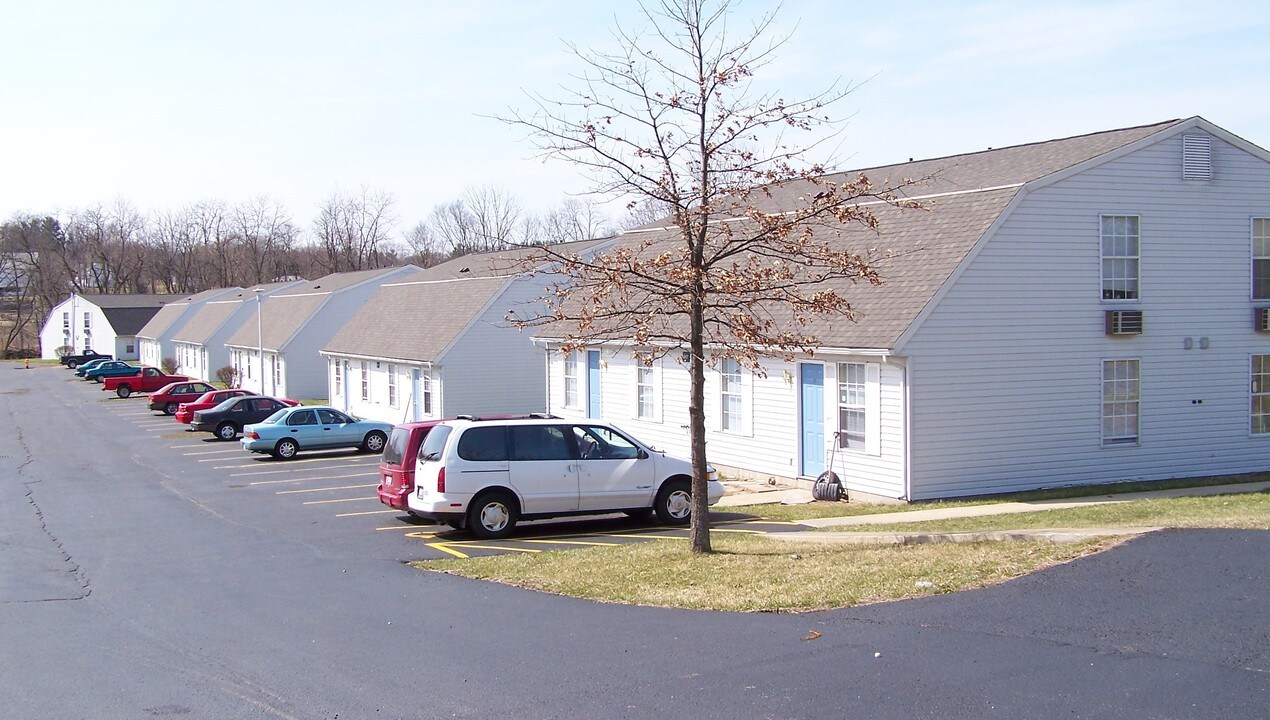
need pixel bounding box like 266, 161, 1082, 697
105, 391, 800, 560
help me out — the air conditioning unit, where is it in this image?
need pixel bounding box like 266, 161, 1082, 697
1255, 307, 1270, 333
1105, 310, 1144, 336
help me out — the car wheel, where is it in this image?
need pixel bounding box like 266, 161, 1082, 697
163, 402, 178, 415
361, 430, 387, 454
274, 438, 299, 460
216, 422, 238, 441
467, 491, 517, 539
95, 376, 103, 383
67, 360, 78, 369
654, 479, 692, 525
115, 385, 132, 398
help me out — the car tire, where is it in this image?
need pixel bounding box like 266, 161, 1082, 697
361, 430, 387, 454
67, 360, 78, 369
163, 402, 178, 415
116, 385, 132, 398
95, 376, 103, 383
274, 438, 299, 460
654, 479, 692, 525
467, 491, 517, 539
216, 422, 238, 441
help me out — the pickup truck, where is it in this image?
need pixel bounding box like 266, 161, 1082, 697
61, 350, 112, 369
103, 367, 190, 398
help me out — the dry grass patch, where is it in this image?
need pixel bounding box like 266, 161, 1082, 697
415, 534, 1119, 612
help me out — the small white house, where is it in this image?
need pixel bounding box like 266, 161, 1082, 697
223, 266, 423, 400
538, 117, 1270, 501
40, 294, 182, 361
136, 287, 242, 369
320, 240, 614, 424
168, 281, 307, 382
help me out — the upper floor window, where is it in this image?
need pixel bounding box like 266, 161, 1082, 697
62, 312, 69, 328
720, 359, 743, 431
1253, 218, 1270, 300
837, 362, 866, 450
1102, 359, 1140, 446
1101, 215, 1140, 301
83, 311, 91, 328
1252, 355, 1270, 434
636, 365, 655, 419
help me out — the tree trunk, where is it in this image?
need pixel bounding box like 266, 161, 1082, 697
687, 293, 712, 554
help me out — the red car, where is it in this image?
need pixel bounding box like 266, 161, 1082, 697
379, 414, 544, 512
147, 381, 217, 415
174, 389, 256, 424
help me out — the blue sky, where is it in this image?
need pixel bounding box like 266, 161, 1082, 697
2, 0, 1267, 231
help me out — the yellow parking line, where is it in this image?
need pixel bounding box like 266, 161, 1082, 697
594, 532, 685, 540
301, 496, 378, 505
277, 484, 377, 495
454, 543, 542, 554
377, 524, 432, 531
335, 509, 399, 517
403, 530, 441, 539
520, 539, 622, 547
426, 543, 470, 559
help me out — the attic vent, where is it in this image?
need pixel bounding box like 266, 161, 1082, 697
1182, 134, 1212, 180
1255, 307, 1270, 333
1105, 310, 1144, 336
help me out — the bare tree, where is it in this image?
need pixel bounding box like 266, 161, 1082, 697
503, 0, 917, 552
0, 214, 66, 356
401, 221, 449, 267
463, 185, 523, 249
229, 196, 300, 284
312, 186, 397, 273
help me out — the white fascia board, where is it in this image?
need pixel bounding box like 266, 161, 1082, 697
317, 349, 433, 367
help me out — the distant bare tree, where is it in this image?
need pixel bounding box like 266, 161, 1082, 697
313, 187, 397, 273
402, 221, 449, 267
463, 185, 523, 249
66, 201, 149, 293
230, 196, 300, 284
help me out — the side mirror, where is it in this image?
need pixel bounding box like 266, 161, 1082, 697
637, 449, 648, 460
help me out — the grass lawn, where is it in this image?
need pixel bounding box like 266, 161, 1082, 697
414, 475, 1269, 612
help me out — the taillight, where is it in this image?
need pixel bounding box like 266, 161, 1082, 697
436, 466, 445, 493
247, 431, 259, 440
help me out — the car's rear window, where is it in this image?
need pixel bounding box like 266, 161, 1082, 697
417, 425, 452, 463
382, 427, 414, 466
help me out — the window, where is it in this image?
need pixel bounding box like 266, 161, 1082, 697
62, 312, 69, 328
573, 425, 640, 460
360, 361, 369, 401
318, 408, 349, 425
510, 426, 572, 461
1252, 356, 1270, 434
388, 365, 398, 407
636, 365, 654, 419
837, 363, 866, 449
274, 355, 283, 388
457, 427, 509, 461
83, 312, 90, 329
422, 374, 433, 415
1101, 215, 1140, 300
720, 359, 743, 431
245, 351, 252, 379
1253, 218, 1270, 300
287, 409, 318, 426
333, 360, 342, 396
1102, 359, 1140, 446
564, 352, 580, 407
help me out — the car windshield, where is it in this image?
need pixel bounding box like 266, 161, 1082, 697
261, 408, 289, 424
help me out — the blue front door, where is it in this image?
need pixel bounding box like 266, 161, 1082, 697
587, 350, 601, 418
800, 364, 825, 477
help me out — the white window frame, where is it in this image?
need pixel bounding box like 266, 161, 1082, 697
563, 351, 580, 408
1102, 358, 1140, 446
333, 359, 342, 396
422, 373, 433, 415
837, 362, 867, 450
635, 363, 657, 420
360, 361, 370, 401
720, 359, 743, 432
388, 364, 398, 408
273, 354, 283, 389
1252, 355, 1270, 435
1101, 215, 1140, 301
1252, 218, 1270, 300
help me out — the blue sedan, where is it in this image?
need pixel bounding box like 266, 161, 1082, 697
75, 358, 114, 377
240, 406, 393, 460
83, 361, 139, 382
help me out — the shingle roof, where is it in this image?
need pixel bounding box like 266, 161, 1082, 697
169, 281, 307, 345
136, 288, 241, 339
323, 276, 511, 361
225, 267, 421, 350
535, 119, 1186, 351
75, 294, 184, 336
419, 237, 615, 280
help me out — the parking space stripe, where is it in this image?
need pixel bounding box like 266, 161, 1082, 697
448, 543, 542, 554
276, 484, 377, 495
247, 472, 373, 485
336, 509, 402, 517
426, 543, 470, 559
177, 448, 242, 455
300, 496, 378, 505
520, 539, 622, 547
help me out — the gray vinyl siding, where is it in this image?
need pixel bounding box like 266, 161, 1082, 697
902, 131, 1270, 499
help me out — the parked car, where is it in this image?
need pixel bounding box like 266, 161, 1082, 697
405, 417, 724, 538
191, 395, 301, 440
146, 381, 217, 414
83, 361, 139, 382
104, 368, 191, 398
175, 389, 257, 424
241, 406, 392, 460
61, 350, 111, 369
378, 414, 544, 510
74, 358, 114, 377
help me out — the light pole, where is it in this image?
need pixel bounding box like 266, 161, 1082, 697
254, 288, 264, 394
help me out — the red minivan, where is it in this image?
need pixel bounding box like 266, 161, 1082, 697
378, 415, 550, 511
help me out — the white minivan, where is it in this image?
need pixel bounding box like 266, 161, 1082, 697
407, 417, 724, 538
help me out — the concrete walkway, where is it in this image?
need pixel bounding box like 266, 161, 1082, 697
716, 480, 1270, 544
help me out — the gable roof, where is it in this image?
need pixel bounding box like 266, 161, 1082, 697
136, 287, 241, 340
420, 237, 615, 280
536, 118, 1194, 351
225, 266, 422, 351
73, 294, 184, 336
323, 276, 510, 362
170, 281, 306, 345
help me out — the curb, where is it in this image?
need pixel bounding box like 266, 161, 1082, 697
768, 527, 1164, 545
